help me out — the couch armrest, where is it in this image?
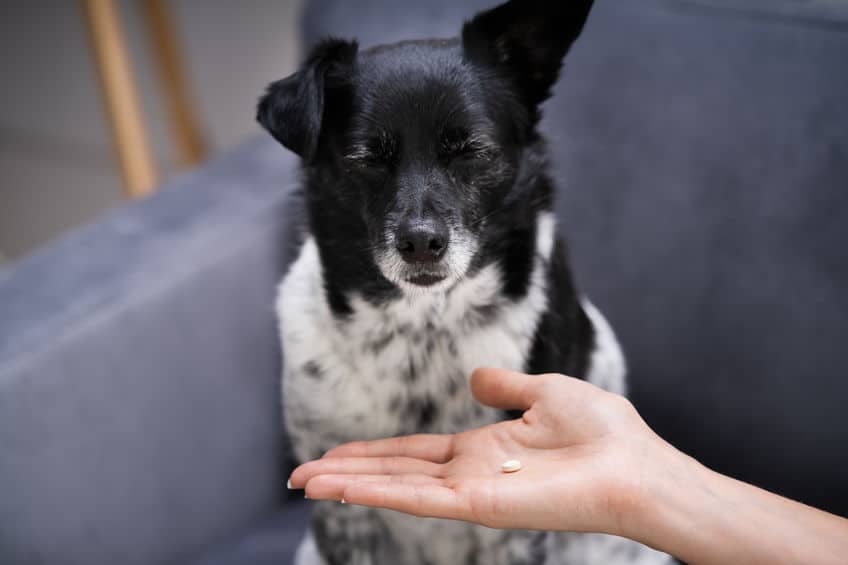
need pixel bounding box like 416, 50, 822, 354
0, 137, 300, 565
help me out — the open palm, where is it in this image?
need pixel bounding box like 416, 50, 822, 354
289, 367, 666, 535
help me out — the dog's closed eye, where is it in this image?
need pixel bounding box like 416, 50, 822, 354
440, 127, 472, 157
440, 127, 499, 163
345, 131, 398, 166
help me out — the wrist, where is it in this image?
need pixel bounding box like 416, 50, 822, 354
614, 435, 713, 554
616, 436, 761, 564
606, 427, 848, 564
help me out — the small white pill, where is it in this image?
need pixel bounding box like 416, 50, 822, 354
501, 459, 522, 473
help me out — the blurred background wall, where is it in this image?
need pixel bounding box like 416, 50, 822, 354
0, 0, 303, 263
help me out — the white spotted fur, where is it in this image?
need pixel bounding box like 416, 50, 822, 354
277, 212, 670, 564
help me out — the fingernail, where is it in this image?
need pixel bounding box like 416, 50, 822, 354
340, 498, 346, 504
304, 493, 308, 499
286, 479, 293, 489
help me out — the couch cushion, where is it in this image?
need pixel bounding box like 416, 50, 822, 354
186, 500, 310, 565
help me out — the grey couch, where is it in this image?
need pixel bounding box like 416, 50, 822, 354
1, 1, 846, 564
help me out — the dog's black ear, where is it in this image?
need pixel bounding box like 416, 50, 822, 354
257, 38, 358, 160
462, 0, 593, 108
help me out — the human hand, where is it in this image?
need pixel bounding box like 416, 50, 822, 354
288, 367, 680, 536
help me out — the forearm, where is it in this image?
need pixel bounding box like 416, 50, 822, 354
625, 442, 848, 564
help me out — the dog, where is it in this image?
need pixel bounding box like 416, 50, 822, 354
257, 1, 672, 563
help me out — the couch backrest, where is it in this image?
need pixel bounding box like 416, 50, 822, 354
550, 0, 848, 517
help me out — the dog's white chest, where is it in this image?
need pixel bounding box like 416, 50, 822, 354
277, 236, 550, 459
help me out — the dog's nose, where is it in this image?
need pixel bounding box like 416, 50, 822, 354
395, 220, 448, 263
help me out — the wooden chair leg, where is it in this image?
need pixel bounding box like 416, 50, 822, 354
142, 0, 207, 168
81, 0, 158, 199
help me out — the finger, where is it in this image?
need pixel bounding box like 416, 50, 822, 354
323, 434, 454, 463
470, 367, 555, 411
342, 482, 470, 522
304, 473, 443, 501
290, 456, 442, 488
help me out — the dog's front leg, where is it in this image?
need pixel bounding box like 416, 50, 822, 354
305, 500, 397, 565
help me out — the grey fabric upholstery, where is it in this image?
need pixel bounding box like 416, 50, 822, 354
304, 0, 848, 517
546, 0, 848, 517
2, 1, 846, 564
0, 138, 304, 565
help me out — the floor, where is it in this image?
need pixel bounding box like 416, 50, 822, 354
0, 0, 303, 264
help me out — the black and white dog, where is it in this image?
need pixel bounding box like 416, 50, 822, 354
258, 1, 671, 563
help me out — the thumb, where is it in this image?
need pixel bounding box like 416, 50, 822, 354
470, 367, 549, 411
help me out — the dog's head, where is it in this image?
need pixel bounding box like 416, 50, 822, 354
258, 0, 592, 294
